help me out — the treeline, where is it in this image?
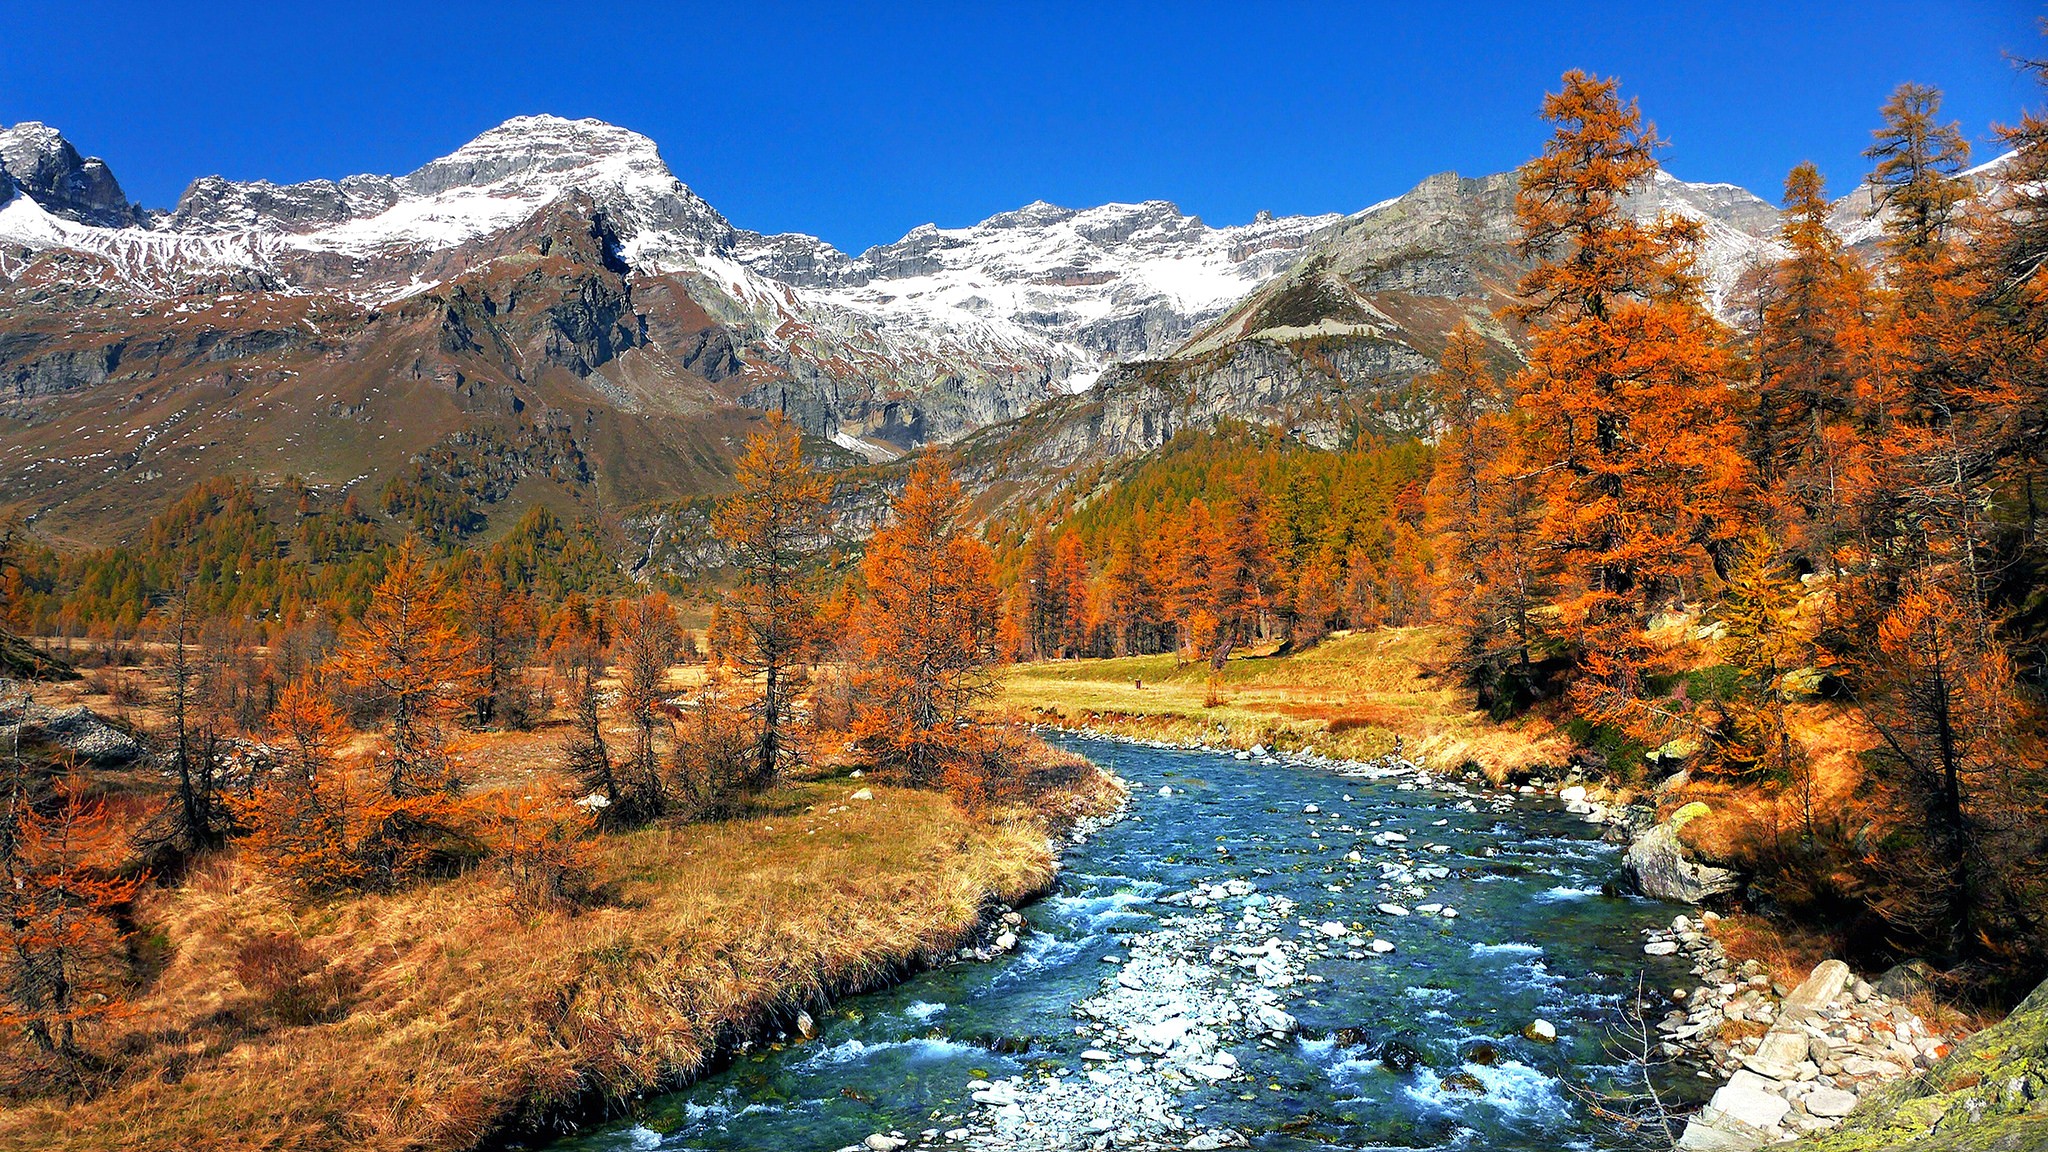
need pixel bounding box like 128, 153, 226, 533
1009, 430, 1434, 663
0, 476, 630, 643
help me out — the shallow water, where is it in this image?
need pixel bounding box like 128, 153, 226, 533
546, 737, 1701, 1152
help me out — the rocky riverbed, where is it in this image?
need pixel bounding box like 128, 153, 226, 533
548, 735, 1712, 1152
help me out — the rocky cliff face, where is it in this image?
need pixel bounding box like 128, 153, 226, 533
952, 160, 1884, 498
0, 123, 145, 229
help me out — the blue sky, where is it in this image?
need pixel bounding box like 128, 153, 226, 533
1, 1, 2036, 253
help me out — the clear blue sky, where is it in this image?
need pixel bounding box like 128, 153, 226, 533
0, 1, 2036, 253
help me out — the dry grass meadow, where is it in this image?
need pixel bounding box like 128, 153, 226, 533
997, 626, 1571, 779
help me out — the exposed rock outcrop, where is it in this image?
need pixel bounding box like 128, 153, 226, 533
1626, 801, 1742, 905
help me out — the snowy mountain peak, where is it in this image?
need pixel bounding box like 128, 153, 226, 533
0, 121, 142, 228
400, 115, 671, 197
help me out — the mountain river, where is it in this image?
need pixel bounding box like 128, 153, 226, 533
546, 735, 1705, 1152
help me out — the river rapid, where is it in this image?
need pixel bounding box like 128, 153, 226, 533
547, 735, 1702, 1152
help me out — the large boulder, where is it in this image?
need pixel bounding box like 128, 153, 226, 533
1625, 802, 1741, 905
1779, 975, 2048, 1152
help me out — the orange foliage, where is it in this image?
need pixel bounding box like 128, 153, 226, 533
0, 775, 144, 1062
851, 453, 1002, 785
334, 536, 478, 795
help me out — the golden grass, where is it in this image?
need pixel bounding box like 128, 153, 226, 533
0, 774, 1074, 1152
996, 627, 1570, 781
1708, 912, 1843, 990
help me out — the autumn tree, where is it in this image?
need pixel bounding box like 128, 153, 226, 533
852, 454, 1002, 785
668, 669, 758, 818
1509, 70, 1750, 735
1745, 163, 1876, 569
1859, 585, 2041, 969
1093, 529, 1159, 656
1424, 325, 1554, 707
0, 773, 142, 1069
552, 611, 622, 826
459, 568, 536, 729
1207, 480, 1274, 668
611, 593, 680, 822
1164, 499, 1222, 662
472, 791, 593, 914
146, 583, 234, 859
234, 681, 371, 893
1715, 537, 1815, 794
711, 413, 830, 784
336, 537, 477, 796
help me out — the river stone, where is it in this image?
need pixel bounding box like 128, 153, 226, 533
865, 1135, 907, 1151
1646, 940, 1680, 956
1678, 1108, 1771, 1152
1777, 960, 1853, 1026
1804, 1086, 1859, 1117
1624, 808, 1740, 905
1741, 1028, 1812, 1080
1709, 1076, 1792, 1129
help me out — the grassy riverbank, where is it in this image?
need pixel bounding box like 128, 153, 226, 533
0, 695, 1121, 1152
998, 627, 1569, 781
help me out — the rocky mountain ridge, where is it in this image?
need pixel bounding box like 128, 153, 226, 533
0, 116, 1341, 451
0, 114, 2001, 542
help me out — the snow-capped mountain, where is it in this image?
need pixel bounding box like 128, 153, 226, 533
0, 113, 2008, 543
0, 115, 1339, 448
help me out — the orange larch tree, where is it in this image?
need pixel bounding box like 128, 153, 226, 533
335, 536, 478, 796
711, 413, 831, 784
1746, 162, 1876, 569
851, 453, 1002, 785
611, 592, 681, 821
234, 679, 373, 894
1, 774, 143, 1066
1509, 70, 1751, 736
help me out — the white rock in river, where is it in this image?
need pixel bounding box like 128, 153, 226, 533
1645, 940, 1680, 956
1708, 1071, 1792, 1129
1524, 1019, 1557, 1043
865, 1136, 907, 1151
1370, 939, 1395, 953
1317, 921, 1348, 939
1256, 1005, 1299, 1035
1377, 903, 1411, 917
1560, 785, 1587, 802
1303, 803, 1320, 814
